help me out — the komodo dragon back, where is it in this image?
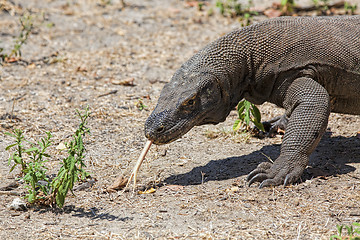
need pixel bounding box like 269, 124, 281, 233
145, 15, 360, 188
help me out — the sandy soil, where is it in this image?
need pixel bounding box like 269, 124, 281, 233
0, 0, 359, 239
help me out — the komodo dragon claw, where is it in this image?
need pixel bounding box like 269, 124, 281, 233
247, 157, 306, 188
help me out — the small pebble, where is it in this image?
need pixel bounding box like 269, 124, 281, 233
9, 197, 27, 211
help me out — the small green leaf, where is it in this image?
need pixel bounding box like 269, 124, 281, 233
4, 132, 16, 138
56, 192, 65, 208
28, 192, 35, 203
24, 147, 39, 153
337, 225, 343, 236
9, 164, 16, 173
251, 105, 262, 122
244, 110, 250, 126
234, 100, 263, 132
237, 100, 245, 108
236, 100, 245, 113
244, 100, 251, 112
5, 143, 17, 150
42, 153, 51, 158
233, 119, 241, 131
13, 156, 22, 164
8, 152, 15, 164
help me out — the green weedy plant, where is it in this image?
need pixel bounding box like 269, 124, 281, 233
22, 132, 52, 203
12, 13, 33, 58
5, 107, 91, 207
216, 0, 242, 16
0, 12, 34, 64
50, 107, 91, 208
5, 130, 52, 203
330, 222, 360, 240
233, 100, 264, 132
344, 2, 357, 15
215, 0, 258, 25
312, 0, 331, 14
281, 0, 295, 15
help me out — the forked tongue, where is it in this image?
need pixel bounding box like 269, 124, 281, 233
126, 140, 153, 189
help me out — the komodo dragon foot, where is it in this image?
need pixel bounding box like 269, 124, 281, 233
248, 114, 302, 188
246, 156, 306, 188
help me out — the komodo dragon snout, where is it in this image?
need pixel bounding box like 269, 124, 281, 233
145, 70, 229, 145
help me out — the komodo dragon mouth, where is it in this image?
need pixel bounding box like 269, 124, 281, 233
145, 109, 223, 145
144, 110, 196, 145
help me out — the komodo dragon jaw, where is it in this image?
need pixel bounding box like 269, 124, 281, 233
145, 70, 231, 145
144, 109, 194, 145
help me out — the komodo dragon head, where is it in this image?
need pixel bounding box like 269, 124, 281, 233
145, 66, 233, 145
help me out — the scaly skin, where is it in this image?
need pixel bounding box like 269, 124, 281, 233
145, 15, 360, 188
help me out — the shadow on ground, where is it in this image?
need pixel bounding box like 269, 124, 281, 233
164, 132, 360, 186
36, 205, 132, 222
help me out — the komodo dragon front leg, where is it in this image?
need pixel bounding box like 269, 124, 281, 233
247, 77, 330, 188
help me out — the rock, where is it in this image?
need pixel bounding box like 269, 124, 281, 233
73, 179, 96, 191
9, 198, 27, 211
0, 181, 19, 191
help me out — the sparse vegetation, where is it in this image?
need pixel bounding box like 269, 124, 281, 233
313, 0, 331, 14
0, 12, 34, 64
0, 10, 57, 65
50, 107, 91, 208
344, 2, 357, 15
330, 223, 360, 240
281, 0, 295, 15
5, 107, 91, 207
215, 0, 258, 26
5, 130, 52, 203
135, 98, 148, 111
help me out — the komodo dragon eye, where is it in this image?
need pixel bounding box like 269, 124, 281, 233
187, 99, 194, 105
183, 95, 196, 107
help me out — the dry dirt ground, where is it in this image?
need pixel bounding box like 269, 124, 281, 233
0, 0, 360, 239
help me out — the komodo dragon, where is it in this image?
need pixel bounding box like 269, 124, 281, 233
144, 15, 360, 188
